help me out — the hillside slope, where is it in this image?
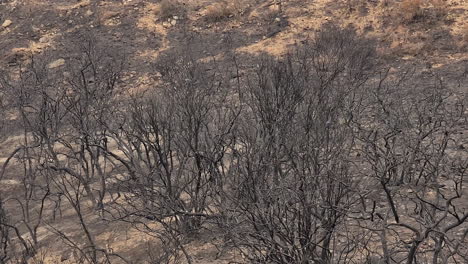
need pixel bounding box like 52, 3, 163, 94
1, 0, 467, 263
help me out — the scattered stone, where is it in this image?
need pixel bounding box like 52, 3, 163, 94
2, 19, 12, 28
48, 59, 65, 69
274, 17, 281, 22
421, 68, 432, 75
162, 21, 171, 28
173, 16, 179, 20
170, 19, 177, 26
85, 10, 94, 16
101, 11, 120, 20
39, 36, 49, 43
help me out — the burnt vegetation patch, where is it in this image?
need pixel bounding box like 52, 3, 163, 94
0, 23, 467, 264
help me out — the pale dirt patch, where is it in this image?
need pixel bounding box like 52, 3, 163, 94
136, 2, 170, 57
54, 0, 91, 11
0, 179, 21, 187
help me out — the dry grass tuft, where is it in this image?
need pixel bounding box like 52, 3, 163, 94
157, 0, 185, 21
400, 0, 424, 23
204, 0, 242, 22
398, 0, 448, 24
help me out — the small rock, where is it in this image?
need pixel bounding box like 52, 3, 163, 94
274, 17, 281, 22
173, 16, 179, 20
85, 10, 94, 16
101, 11, 120, 20
39, 36, 48, 43
162, 22, 171, 28
48, 59, 65, 69
170, 19, 177, 26
421, 68, 431, 75
2, 19, 12, 28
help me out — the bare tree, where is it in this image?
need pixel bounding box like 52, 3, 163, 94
353, 70, 468, 264
0, 56, 59, 261
218, 24, 377, 263
39, 36, 126, 263
0, 19, 465, 264
0, 35, 126, 263
0, 198, 11, 263
100, 49, 240, 263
